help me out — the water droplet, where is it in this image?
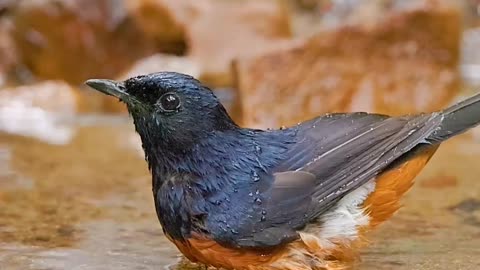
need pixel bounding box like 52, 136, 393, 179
261, 210, 267, 215
248, 192, 253, 197
252, 171, 260, 182
254, 145, 261, 152
230, 229, 239, 234
254, 198, 262, 205
255, 190, 260, 195
215, 200, 221, 205
261, 216, 266, 222
233, 188, 238, 193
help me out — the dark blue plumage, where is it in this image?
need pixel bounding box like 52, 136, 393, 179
85, 72, 480, 250
120, 73, 303, 246
148, 127, 296, 245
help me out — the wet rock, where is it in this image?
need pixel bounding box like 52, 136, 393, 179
128, 0, 292, 87
449, 198, 480, 227
12, 0, 158, 85
0, 81, 83, 144
450, 199, 480, 214
233, 4, 461, 128
102, 54, 201, 113
0, 125, 149, 248
0, 147, 34, 191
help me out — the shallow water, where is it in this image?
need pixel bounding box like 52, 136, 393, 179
0, 113, 480, 269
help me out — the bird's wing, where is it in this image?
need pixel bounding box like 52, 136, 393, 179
282, 112, 443, 216
234, 112, 443, 248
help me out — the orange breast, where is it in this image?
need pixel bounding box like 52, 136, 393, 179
170, 236, 281, 270
171, 237, 346, 270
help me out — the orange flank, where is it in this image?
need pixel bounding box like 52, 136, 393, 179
363, 145, 439, 228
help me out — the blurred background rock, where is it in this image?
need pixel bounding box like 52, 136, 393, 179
0, 0, 478, 129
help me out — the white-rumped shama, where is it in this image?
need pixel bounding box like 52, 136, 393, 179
86, 72, 480, 270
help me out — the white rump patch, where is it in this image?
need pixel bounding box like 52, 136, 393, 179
304, 181, 376, 248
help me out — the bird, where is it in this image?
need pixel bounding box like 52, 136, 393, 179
86, 72, 480, 270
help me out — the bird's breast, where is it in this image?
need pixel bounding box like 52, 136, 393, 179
154, 178, 198, 241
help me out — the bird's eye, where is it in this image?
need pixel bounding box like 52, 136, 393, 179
158, 92, 181, 112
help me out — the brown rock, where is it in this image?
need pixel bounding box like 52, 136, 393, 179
233, 4, 461, 128
102, 96, 126, 114
462, 0, 480, 27
125, 0, 195, 54
0, 0, 17, 11
103, 54, 200, 113
128, 0, 292, 87
12, 0, 158, 85
0, 18, 17, 86
290, 0, 463, 37
187, 0, 292, 87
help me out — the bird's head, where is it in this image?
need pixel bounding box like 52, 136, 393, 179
86, 72, 238, 152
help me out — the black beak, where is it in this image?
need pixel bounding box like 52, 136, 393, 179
85, 79, 130, 101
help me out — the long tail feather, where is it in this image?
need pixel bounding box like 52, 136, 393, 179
428, 92, 480, 142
